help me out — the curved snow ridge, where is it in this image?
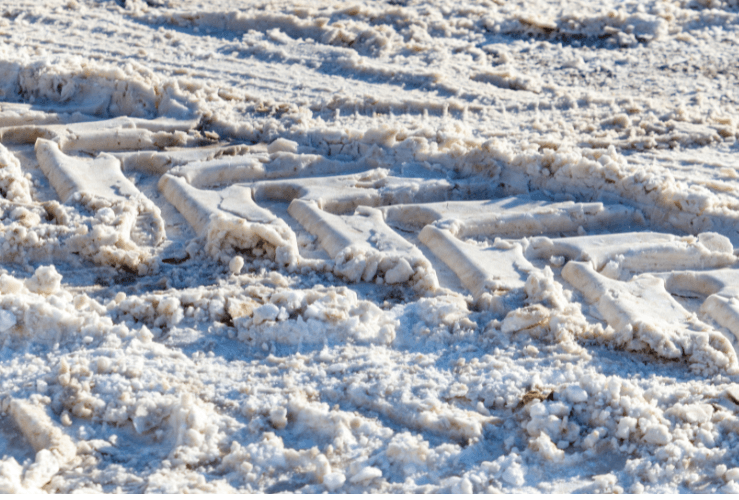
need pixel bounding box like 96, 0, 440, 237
1, 116, 200, 151
410, 139, 739, 237
133, 9, 403, 57
2, 57, 200, 120
527, 231, 737, 275
0, 114, 208, 272
218, 128, 739, 241
653, 269, 739, 349
4, 108, 739, 375
419, 225, 531, 312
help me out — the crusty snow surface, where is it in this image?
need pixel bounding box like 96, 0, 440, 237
1, 0, 739, 494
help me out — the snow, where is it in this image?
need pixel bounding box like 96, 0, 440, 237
0, 0, 738, 494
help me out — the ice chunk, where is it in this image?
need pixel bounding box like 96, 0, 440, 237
229, 255, 244, 274
471, 66, 542, 93
253, 304, 280, 325
322, 472, 346, 491
349, 466, 382, 484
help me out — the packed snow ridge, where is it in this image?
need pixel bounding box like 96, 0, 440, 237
1, 0, 739, 494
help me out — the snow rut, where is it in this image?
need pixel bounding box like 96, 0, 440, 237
1, 106, 738, 375
0, 1, 738, 489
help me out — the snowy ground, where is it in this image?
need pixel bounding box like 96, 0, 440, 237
1, 0, 739, 493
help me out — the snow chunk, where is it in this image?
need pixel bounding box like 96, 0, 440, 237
0, 310, 16, 332
349, 466, 382, 484
592, 473, 619, 494
229, 255, 244, 274
642, 424, 671, 445
726, 468, 739, 482
616, 416, 637, 439
564, 385, 588, 403
531, 432, 564, 461
502, 462, 525, 486
25, 265, 63, 295
268, 138, 299, 154
384, 258, 414, 285
451, 477, 473, 494
253, 304, 280, 325
323, 472, 346, 491
269, 407, 287, 430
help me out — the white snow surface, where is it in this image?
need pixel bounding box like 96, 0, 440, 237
1, 0, 739, 494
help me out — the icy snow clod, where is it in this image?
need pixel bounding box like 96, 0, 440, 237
267, 137, 298, 154
25, 265, 63, 295
471, 67, 542, 93
0, 309, 16, 332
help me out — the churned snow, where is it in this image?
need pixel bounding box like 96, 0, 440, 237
0, 0, 739, 494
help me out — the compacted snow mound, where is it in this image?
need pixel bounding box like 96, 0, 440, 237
1, 0, 739, 494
